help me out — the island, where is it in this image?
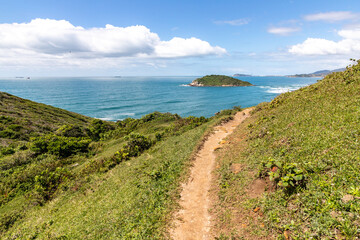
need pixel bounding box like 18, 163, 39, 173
233, 73, 252, 77
189, 75, 253, 87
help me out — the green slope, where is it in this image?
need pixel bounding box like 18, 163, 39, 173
0, 91, 241, 239
190, 75, 253, 86
215, 60, 360, 239
0, 92, 91, 140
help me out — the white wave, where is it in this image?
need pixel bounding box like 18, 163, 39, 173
98, 117, 115, 121
98, 112, 135, 121
179, 84, 190, 87
260, 85, 304, 94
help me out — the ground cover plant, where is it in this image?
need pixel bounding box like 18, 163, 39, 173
214, 60, 360, 239
0, 91, 240, 239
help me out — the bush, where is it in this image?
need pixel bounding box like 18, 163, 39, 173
87, 119, 114, 141
140, 112, 179, 123
0, 146, 15, 156
0, 129, 20, 139
0, 210, 22, 233
0, 116, 14, 124
31, 135, 91, 158
33, 167, 71, 203
111, 134, 153, 169
123, 133, 153, 157
56, 124, 87, 138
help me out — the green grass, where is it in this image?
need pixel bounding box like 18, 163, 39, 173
214, 60, 360, 239
0, 92, 91, 141
3, 122, 210, 239
0, 91, 241, 239
192, 75, 253, 86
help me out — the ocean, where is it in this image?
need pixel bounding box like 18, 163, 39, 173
0, 76, 320, 120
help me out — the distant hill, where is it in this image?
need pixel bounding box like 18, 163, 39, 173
232, 73, 252, 77
189, 75, 253, 87
287, 68, 345, 77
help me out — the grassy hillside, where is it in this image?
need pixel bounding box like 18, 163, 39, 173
0, 92, 241, 239
214, 60, 360, 239
190, 75, 253, 86
0, 92, 91, 140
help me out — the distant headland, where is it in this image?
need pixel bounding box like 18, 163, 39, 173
286, 68, 345, 78
189, 75, 253, 87
232, 73, 252, 77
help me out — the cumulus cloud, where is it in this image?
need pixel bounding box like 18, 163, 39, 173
155, 37, 226, 57
289, 26, 360, 55
214, 18, 250, 26
0, 18, 226, 62
267, 27, 300, 35
304, 11, 359, 22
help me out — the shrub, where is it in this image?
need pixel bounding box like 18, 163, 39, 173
0, 129, 20, 139
87, 119, 114, 141
110, 134, 153, 169
141, 112, 179, 123
123, 133, 153, 157
33, 167, 71, 203
0, 146, 15, 156
31, 135, 91, 158
7, 124, 22, 132
0, 116, 14, 124
56, 124, 87, 138
0, 210, 22, 233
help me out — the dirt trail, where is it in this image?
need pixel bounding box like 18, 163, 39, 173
171, 108, 252, 240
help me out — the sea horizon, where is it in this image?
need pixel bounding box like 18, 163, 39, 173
0, 76, 320, 121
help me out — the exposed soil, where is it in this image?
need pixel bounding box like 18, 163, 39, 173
171, 108, 252, 240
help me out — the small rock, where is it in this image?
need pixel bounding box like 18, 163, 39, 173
341, 194, 354, 203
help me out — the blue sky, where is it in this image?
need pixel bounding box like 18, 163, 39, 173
0, 0, 360, 76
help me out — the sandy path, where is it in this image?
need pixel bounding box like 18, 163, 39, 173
171, 108, 252, 240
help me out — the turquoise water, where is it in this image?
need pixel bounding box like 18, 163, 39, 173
0, 76, 319, 120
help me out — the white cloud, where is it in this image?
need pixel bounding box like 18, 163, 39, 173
338, 27, 360, 39
214, 18, 250, 26
0, 18, 226, 65
267, 27, 301, 35
155, 37, 226, 58
304, 11, 359, 22
289, 27, 360, 55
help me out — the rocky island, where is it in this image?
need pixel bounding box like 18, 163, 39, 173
189, 75, 253, 87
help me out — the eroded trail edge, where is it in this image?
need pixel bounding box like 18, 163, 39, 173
171, 108, 252, 240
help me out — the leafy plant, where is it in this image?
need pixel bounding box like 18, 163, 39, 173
260, 158, 306, 192
87, 119, 114, 141
33, 167, 71, 203
31, 134, 91, 158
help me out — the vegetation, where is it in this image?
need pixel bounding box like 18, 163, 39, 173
0, 91, 240, 239
190, 75, 253, 86
3, 58, 359, 239
214, 60, 360, 239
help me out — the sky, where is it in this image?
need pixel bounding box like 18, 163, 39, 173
0, 0, 360, 76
